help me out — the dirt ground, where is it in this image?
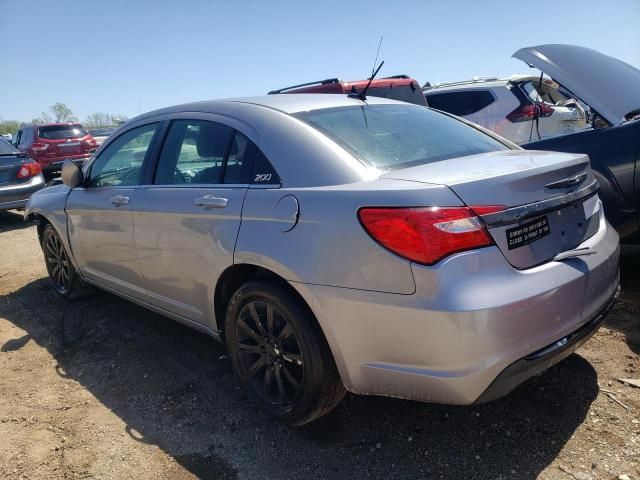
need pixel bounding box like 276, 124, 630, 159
0, 209, 639, 480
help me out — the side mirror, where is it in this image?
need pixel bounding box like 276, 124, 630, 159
61, 160, 84, 188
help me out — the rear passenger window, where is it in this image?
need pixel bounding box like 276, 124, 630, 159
426, 90, 495, 116
222, 131, 252, 184
154, 120, 235, 185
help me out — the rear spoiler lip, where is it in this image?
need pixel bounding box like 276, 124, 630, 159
478, 180, 599, 228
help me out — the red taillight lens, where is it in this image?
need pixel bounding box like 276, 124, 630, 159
16, 163, 42, 179
84, 137, 96, 147
358, 206, 504, 265
506, 103, 554, 122
30, 142, 49, 153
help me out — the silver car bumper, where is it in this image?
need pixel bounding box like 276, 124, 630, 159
0, 175, 45, 211
294, 207, 620, 404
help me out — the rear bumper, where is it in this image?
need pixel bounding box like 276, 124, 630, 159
474, 283, 619, 403
0, 175, 45, 211
293, 206, 620, 405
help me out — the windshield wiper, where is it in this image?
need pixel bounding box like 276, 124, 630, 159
0, 152, 28, 157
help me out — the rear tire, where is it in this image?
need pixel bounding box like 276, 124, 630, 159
225, 280, 345, 425
41, 224, 92, 299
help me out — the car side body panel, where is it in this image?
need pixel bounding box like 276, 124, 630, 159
25, 184, 74, 257
234, 178, 462, 299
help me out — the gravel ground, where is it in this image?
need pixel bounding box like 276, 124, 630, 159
0, 209, 639, 480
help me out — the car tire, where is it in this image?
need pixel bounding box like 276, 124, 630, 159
225, 280, 345, 425
41, 224, 92, 299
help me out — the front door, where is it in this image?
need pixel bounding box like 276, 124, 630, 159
66, 122, 160, 300
133, 119, 253, 326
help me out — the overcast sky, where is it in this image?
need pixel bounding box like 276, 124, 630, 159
1, 0, 638, 122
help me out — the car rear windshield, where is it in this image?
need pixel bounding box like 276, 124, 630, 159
38, 125, 88, 140
294, 104, 509, 170
0, 138, 17, 154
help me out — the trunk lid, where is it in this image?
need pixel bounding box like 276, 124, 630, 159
512, 44, 640, 126
0, 156, 27, 186
382, 150, 600, 268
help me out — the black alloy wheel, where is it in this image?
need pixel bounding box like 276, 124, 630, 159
235, 299, 305, 406
225, 281, 346, 425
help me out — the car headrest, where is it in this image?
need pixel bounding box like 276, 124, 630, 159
196, 124, 228, 158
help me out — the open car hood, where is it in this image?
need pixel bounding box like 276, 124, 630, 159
513, 44, 640, 125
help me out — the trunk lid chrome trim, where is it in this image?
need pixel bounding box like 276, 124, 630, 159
479, 180, 598, 228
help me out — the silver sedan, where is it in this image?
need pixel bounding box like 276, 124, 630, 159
26, 94, 620, 425
0, 138, 45, 211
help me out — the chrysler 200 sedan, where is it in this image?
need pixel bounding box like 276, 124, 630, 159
26, 94, 620, 425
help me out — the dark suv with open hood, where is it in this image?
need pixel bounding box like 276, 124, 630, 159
517, 45, 640, 243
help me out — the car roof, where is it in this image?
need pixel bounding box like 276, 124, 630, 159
134, 93, 407, 121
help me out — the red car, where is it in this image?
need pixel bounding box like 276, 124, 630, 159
14, 123, 97, 176
268, 75, 428, 106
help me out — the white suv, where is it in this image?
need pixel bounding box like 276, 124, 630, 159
423, 76, 587, 144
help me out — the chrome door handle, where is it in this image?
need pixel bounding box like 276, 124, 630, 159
194, 195, 228, 208
109, 195, 130, 206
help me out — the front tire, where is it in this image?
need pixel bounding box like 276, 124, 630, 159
41, 224, 91, 299
225, 280, 345, 425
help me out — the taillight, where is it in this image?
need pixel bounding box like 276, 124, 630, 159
506, 103, 554, 122
30, 142, 49, 152
84, 137, 96, 147
358, 206, 504, 265
16, 163, 42, 179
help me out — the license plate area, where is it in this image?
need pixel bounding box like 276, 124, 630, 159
506, 216, 550, 250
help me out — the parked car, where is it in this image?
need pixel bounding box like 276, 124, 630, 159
26, 94, 619, 425
423, 75, 587, 144
518, 44, 640, 243
0, 138, 45, 211
1, 133, 12, 143
88, 127, 117, 146
269, 75, 428, 106
14, 123, 97, 176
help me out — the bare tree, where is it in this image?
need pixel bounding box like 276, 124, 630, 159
84, 112, 129, 128
50, 103, 77, 123
31, 111, 53, 124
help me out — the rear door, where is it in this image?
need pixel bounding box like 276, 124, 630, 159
66, 122, 160, 300
133, 116, 254, 326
